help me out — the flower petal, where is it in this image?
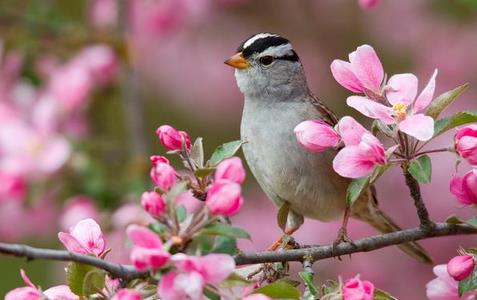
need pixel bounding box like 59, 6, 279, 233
43, 285, 79, 300
330, 60, 364, 93
336, 116, 368, 146
69, 218, 106, 256
349, 45, 384, 93
333, 146, 376, 178
58, 232, 88, 254
197, 254, 235, 284
413, 69, 438, 113
399, 114, 434, 141
126, 224, 163, 249
346, 96, 394, 124
386, 73, 418, 106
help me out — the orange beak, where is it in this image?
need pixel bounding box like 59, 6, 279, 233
224, 52, 249, 69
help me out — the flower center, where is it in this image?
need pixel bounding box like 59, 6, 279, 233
393, 102, 408, 121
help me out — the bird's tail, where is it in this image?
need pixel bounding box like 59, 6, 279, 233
351, 186, 433, 264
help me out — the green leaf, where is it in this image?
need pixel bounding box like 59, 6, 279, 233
277, 203, 290, 232
467, 248, 477, 256
299, 272, 318, 296
194, 167, 215, 178
207, 140, 243, 167
445, 214, 463, 225
82, 269, 105, 296
204, 288, 221, 300
466, 216, 477, 228
191, 137, 205, 168
347, 176, 370, 207
210, 236, 238, 255
459, 266, 477, 296
67, 262, 95, 296
434, 111, 477, 138
201, 223, 251, 240
426, 83, 469, 119
374, 289, 398, 300
176, 204, 187, 223
220, 273, 251, 288
408, 155, 432, 183
253, 281, 301, 299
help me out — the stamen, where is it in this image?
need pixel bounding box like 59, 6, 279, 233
393, 102, 408, 121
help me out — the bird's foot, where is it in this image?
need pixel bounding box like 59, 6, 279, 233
247, 262, 289, 285
332, 227, 357, 260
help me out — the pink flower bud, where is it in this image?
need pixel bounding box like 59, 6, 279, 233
156, 125, 191, 151
455, 125, 477, 165
450, 169, 477, 205
150, 155, 169, 166
141, 191, 166, 218
58, 218, 106, 256
358, 0, 380, 10
447, 255, 475, 281
111, 289, 142, 300
215, 157, 246, 184
342, 277, 374, 300
150, 161, 177, 191
294, 120, 340, 152
127, 225, 170, 271
206, 180, 243, 216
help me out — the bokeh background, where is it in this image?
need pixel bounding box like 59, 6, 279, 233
0, 0, 477, 299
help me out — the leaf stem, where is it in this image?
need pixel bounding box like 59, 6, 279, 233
413, 147, 452, 158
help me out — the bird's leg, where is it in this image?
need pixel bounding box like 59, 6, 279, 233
268, 209, 304, 251
267, 227, 298, 251
333, 206, 355, 246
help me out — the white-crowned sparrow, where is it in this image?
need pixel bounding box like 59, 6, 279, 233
225, 33, 431, 263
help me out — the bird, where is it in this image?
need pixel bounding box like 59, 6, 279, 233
224, 32, 432, 263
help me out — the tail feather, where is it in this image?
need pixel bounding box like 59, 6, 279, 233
351, 186, 433, 264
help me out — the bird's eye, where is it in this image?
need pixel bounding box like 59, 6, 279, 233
259, 56, 274, 66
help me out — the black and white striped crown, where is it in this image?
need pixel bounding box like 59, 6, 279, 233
237, 33, 299, 62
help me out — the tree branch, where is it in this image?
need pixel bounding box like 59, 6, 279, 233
1, 223, 476, 280
0, 243, 148, 282
404, 170, 434, 228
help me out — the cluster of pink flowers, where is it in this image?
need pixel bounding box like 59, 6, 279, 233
451, 125, 477, 206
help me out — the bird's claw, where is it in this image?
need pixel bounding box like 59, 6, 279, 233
332, 227, 357, 260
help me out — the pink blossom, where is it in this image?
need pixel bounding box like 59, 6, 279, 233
294, 120, 340, 152
450, 170, 477, 205
342, 277, 375, 300
150, 155, 170, 166
447, 255, 475, 281
58, 218, 106, 256
347, 69, 438, 141
242, 295, 273, 300
455, 125, 477, 165
43, 285, 78, 300
89, 0, 118, 30
156, 125, 191, 151
126, 224, 170, 271
60, 195, 100, 231
333, 117, 386, 178
215, 156, 246, 184
150, 159, 177, 191
111, 289, 142, 300
158, 253, 235, 299
426, 264, 460, 300
330, 45, 384, 94
5, 287, 42, 300
111, 202, 154, 229
358, 0, 380, 10
0, 172, 25, 202
206, 180, 243, 216
175, 191, 203, 214
75, 45, 118, 84
141, 191, 167, 218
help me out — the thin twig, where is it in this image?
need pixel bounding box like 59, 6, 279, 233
403, 170, 434, 228
413, 147, 452, 158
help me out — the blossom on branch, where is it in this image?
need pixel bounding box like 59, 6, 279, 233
215, 156, 246, 184
294, 120, 341, 152
455, 125, 477, 165
342, 276, 375, 300
58, 218, 106, 256
206, 179, 243, 216
126, 224, 170, 271
156, 125, 191, 151
447, 255, 475, 281
450, 169, 477, 206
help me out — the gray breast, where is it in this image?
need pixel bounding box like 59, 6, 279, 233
240, 98, 348, 221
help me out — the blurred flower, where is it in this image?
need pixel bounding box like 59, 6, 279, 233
330, 45, 383, 95
60, 195, 100, 231
347, 69, 438, 141
141, 191, 167, 218
6, 270, 77, 300
156, 125, 191, 151
358, 0, 380, 10
0, 172, 25, 202
89, 0, 118, 30
450, 169, 477, 206
111, 289, 142, 300
333, 116, 386, 178
294, 120, 340, 152
215, 156, 246, 184
111, 202, 154, 229
342, 276, 374, 300
447, 255, 475, 281
58, 218, 106, 256
242, 295, 272, 300
74, 45, 118, 85
175, 191, 203, 214
150, 159, 177, 191
126, 224, 170, 271
206, 179, 243, 216
426, 264, 460, 300
158, 253, 235, 300
455, 125, 477, 165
